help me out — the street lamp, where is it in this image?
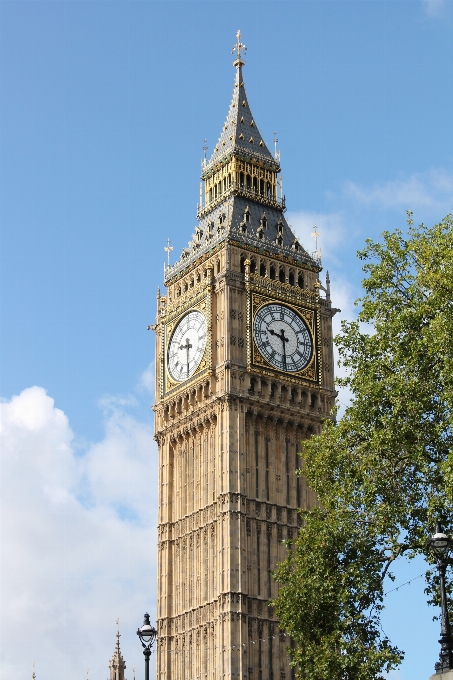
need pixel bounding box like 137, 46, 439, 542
428, 522, 453, 673
137, 613, 157, 680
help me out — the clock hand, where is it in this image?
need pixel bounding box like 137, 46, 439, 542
269, 328, 289, 369
281, 328, 288, 369
180, 337, 193, 378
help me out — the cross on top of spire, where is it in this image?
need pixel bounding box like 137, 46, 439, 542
232, 30, 246, 67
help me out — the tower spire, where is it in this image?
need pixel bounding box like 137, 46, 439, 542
109, 622, 126, 680
165, 32, 318, 282
206, 31, 275, 169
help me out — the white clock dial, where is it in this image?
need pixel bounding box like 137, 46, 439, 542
253, 303, 312, 372
167, 311, 207, 382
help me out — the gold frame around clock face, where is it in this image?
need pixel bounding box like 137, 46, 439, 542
248, 291, 321, 385
167, 310, 207, 382
161, 292, 212, 397
253, 302, 313, 373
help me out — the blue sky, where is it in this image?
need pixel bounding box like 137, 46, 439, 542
1, 2, 452, 679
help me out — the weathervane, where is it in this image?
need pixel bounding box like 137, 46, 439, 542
232, 30, 246, 65
164, 238, 173, 269
32, 661, 36, 680
311, 225, 322, 260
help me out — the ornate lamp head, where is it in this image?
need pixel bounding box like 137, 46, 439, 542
137, 613, 157, 649
429, 522, 452, 560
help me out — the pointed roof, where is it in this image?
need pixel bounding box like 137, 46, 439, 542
163, 32, 321, 283
109, 630, 126, 680
205, 32, 278, 172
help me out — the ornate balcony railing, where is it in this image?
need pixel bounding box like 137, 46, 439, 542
164, 220, 321, 284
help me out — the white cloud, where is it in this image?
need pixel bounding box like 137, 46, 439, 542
136, 362, 155, 396
421, 0, 447, 17
344, 168, 453, 213
0, 387, 158, 680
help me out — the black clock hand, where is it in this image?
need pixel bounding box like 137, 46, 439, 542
180, 337, 193, 378
281, 329, 288, 369
269, 328, 289, 369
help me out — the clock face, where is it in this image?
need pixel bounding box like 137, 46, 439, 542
167, 310, 207, 382
253, 303, 313, 372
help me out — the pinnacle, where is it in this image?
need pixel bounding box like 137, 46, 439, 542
109, 628, 126, 680
205, 62, 276, 171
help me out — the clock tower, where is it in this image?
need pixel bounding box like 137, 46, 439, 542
153, 32, 336, 680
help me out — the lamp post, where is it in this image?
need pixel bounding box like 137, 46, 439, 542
137, 613, 157, 680
428, 522, 453, 674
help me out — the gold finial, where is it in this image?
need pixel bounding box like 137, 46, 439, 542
164, 239, 173, 269
232, 30, 246, 66
116, 618, 121, 648
201, 138, 208, 172
273, 131, 280, 161
311, 225, 322, 260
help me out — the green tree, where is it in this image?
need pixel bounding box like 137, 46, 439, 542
273, 213, 453, 679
